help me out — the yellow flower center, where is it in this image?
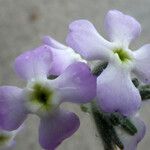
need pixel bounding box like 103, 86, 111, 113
113, 48, 132, 63
30, 83, 54, 111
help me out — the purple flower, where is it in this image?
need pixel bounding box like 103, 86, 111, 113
0, 45, 96, 150
116, 116, 146, 150
43, 36, 86, 76
66, 10, 150, 116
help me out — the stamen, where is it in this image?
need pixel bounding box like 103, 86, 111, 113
30, 83, 54, 110
113, 48, 132, 62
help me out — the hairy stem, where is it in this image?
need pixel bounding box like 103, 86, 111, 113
91, 102, 124, 150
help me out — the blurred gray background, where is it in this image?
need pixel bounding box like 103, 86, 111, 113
0, 0, 150, 149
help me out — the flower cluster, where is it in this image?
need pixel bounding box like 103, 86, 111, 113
0, 10, 149, 150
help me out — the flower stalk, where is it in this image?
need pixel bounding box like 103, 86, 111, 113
91, 102, 124, 150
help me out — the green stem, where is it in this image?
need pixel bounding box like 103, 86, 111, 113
91, 102, 124, 150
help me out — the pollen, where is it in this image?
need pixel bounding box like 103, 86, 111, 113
113, 48, 132, 62
30, 83, 54, 110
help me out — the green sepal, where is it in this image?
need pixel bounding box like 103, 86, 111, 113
92, 62, 108, 76
80, 104, 91, 113
139, 85, 150, 100
110, 113, 137, 135
48, 75, 58, 80
132, 78, 140, 88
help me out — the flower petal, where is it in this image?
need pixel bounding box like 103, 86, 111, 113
39, 109, 80, 150
14, 45, 52, 81
133, 44, 150, 83
116, 116, 146, 150
97, 63, 141, 116
52, 62, 96, 103
43, 36, 66, 49
104, 10, 141, 47
43, 36, 85, 76
0, 86, 27, 131
66, 20, 112, 60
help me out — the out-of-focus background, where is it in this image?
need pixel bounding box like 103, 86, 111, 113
0, 0, 150, 149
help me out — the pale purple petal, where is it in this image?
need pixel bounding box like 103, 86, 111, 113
43, 36, 66, 49
43, 36, 84, 76
66, 20, 112, 60
52, 62, 96, 103
97, 63, 141, 116
0, 86, 27, 131
48, 49, 80, 76
133, 44, 150, 83
14, 45, 52, 80
105, 10, 141, 47
39, 109, 80, 150
116, 116, 146, 150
